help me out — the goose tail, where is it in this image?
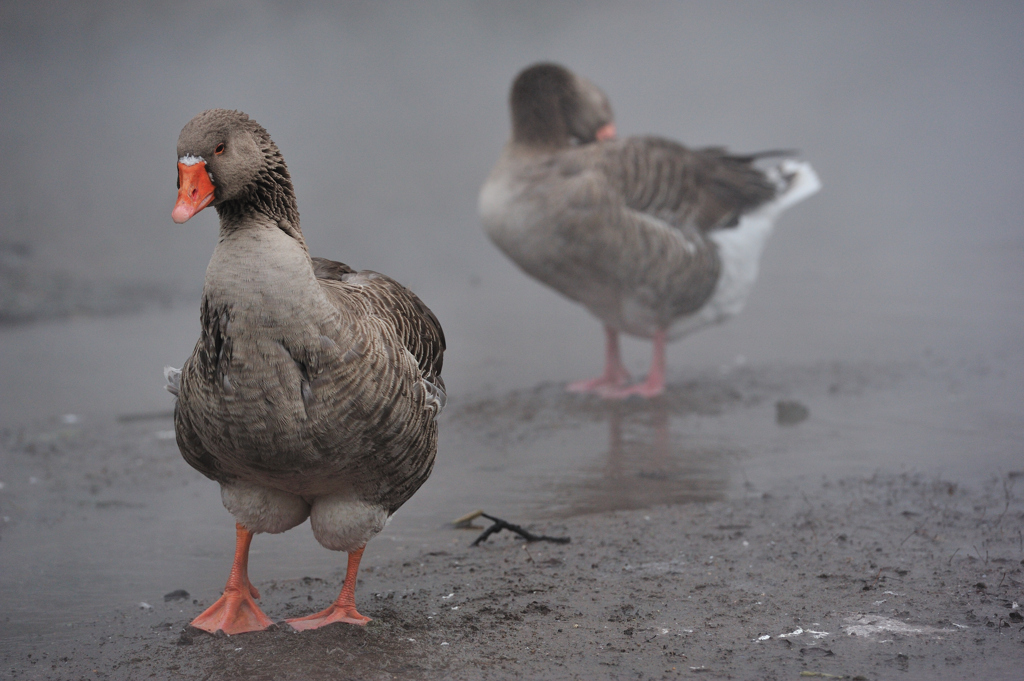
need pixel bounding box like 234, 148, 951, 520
767, 159, 821, 214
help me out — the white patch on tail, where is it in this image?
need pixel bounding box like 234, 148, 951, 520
668, 160, 820, 340
763, 159, 821, 216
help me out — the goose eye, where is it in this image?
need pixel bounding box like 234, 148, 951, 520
215, 143, 225, 155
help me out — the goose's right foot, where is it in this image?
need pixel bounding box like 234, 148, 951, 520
567, 325, 630, 394
190, 581, 274, 635
190, 523, 274, 635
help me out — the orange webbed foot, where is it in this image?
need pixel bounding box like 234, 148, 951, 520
190, 582, 275, 635
287, 546, 370, 631
286, 604, 371, 631
191, 523, 273, 635
567, 326, 631, 394
566, 372, 631, 394
596, 380, 665, 400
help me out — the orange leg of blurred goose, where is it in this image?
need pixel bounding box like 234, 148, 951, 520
190, 523, 275, 635
287, 547, 371, 630
566, 325, 632, 394
599, 329, 667, 399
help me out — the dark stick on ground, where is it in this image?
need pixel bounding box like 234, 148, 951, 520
470, 513, 571, 547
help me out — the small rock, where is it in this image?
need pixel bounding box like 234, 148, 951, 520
775, 400, 809, 426
164, 589, 190, 602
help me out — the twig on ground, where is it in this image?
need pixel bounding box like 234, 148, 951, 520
899, 518, 931, 548
469, 512, 571, 547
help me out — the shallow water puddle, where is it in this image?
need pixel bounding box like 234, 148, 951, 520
1, 354, 1022, 651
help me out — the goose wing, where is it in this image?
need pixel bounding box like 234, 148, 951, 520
314, 258, 445, 388
536, 158, 722, 325
609, 137, 779, 232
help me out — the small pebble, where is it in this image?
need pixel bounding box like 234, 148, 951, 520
776, 400, 810, 426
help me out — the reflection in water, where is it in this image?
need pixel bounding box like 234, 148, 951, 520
540, 398, 729, 518
449, 380, 744, 521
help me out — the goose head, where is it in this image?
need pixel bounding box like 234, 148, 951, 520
509, 63, 616, 150
172, 109, 298, 227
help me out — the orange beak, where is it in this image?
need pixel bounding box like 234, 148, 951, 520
172, 162, 216, 224
595, 123, 617, 142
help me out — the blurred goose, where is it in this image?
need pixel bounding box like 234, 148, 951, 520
166, 109, 445, 634
479, 63, 820, 398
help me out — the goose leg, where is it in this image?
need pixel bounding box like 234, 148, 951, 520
566, 325, 632, 393
190, 523, 274, 635
287, 546, 371, 630
599, 329, 667, 399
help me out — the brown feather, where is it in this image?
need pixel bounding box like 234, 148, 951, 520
612, 137, 778, 232
172, 110, 444, 521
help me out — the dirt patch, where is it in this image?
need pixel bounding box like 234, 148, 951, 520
5, 473, 1022, 680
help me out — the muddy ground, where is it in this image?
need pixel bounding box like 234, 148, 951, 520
3, 363, 1023, 680
4, 474, 1023, 680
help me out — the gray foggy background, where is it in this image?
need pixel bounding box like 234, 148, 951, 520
2, 1, 1023, 652
2, 1, 1022, 424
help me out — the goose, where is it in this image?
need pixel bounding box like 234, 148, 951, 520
479, 63, 820, 398
166, 109, 446, 634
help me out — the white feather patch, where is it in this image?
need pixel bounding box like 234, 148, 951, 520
310, 495, 389, 552
668, 161, 820, 340
163, 365, 181, 398
178, 154, 205, 166
221, 481, 311, 534
423, 377, 447, 419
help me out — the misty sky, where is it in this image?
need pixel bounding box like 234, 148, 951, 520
1, 1, 1022, 391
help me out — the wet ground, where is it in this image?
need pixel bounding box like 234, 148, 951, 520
3, 2, 1024, 679
2, 312, 1023, 678
6, 466, 1024, 681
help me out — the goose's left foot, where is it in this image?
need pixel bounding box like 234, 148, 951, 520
598, 377, 665, 400
287, 546, 371, 630
567, 324, 631, 394
598, 329, 667, 399
566, 371, 631, 394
